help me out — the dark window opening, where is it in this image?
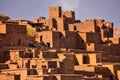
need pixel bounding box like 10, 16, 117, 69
18, 39, 21, 46
110, 75, 113, 80
52, 18, 57, 29
46, 43, 50, 47
50, 65, 55, 68
74, 26, 77, 30
88, 43, 91, 46
40, 36, 43, 41
97, 58, 101, 62
83, 55, 90, 64
66, 36, 68, 39
82, 40, 84, 43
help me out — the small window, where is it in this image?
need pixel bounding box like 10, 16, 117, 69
18, 39, 21, 46
74, 26, 77, 30
50, 65, 55, 68
46, 42, 50, 47
40, 36, 43, 41
82, 40, 84, 43
88, 43, 90, 46
66, 36, 68, 38
83, 55, 90, 64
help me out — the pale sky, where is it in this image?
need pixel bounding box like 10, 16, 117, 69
0, 0, 120, 27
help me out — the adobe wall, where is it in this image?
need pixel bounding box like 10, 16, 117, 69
102, 37, 120, 44
117, 70, 120, 80
75, 53, 101, 65
0, 24, 28, 46
35, 31, 78, 49
58, 53, 74, 74
0, 47, 4, 63
1, 69, 27, 80
39, 51, 57, 58
62, 11, 75, 23
0, 24, 6, 34
103, 64, 120, 79
49, 6, 62, 18
35, 31, 60, 48
60, 31, 78, 49
60, 74, 82, 80
0, 73, 20, 80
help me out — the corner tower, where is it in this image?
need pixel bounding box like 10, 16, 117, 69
49, 6, 62, 18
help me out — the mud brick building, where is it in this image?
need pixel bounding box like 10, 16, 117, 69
0, 6, 120, 80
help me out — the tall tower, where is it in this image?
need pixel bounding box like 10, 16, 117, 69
49, 6, 62, 18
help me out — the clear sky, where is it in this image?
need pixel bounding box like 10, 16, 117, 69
0, 0, 120, 27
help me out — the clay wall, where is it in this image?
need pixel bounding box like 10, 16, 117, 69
62, 11, 75, 23
86, 43, 95, 51
102, 37, 120, 44
56, 18, 66, 31
9, 50, 24, 61
103, 64, 120, 79
0, 64, 8, 70
0, 73, 20, 80
0, 24, 6, 33
39, 51, 57, 58
17, 59, 30, 68
68, 20, 96, 32
117, 70, 120, 80
60, 31, 78, 49
83, 20, 96, 32
35, 31, 60, 48
0, 47, 4, 62
75, 53, 101, 65
0, 24, 27, 46
1, 69, 27, 80
95, 44, 120, 57
100, 22, 113, 38
49, 6, 62, 18
60, 75, 82, 80
60, 53, 74, 74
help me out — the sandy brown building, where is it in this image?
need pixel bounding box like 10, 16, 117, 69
0, 6, 120, 80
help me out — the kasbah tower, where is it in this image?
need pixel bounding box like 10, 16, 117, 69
0, 6, 120, 80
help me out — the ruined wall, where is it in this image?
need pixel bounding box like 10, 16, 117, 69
62, 11, 75, 23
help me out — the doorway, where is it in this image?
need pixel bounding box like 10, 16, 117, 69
46, 42, 50, 47
18, 39, 21, 46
